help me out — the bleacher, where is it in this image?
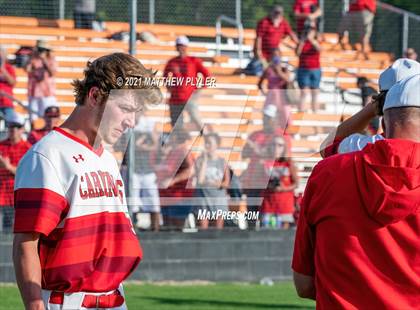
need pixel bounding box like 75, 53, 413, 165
0, 15, 392, 192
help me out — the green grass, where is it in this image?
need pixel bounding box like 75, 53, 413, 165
0, 282, 315, 310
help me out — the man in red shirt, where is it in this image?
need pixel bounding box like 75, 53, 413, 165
293, 0, 322, 37
0, 113, 30, 232
255, 6, 299, 63
0, 46, 17, 121
27, 105, 61, 144
336, 0, 376, 59
292, 74, 420, 308
163, 36, 210, 131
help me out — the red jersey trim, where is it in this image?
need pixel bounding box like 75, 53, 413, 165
53, 127, 104, 156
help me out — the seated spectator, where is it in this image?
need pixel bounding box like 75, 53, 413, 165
293, 0, 322, 38
404, 47, 418, 61
258, 49, 292, 130
335, 0, 376, 60
357, 77, 380, 135
194, 133, 230, 230
0, 46, 16, 121
26, 40, 57, 127
296, 20, 321, 112
255, 5, 299, 64
261, 136, 298, 229
27, 106, 61, 144
156, 130, 194, 228
132, 110, 161, 232
0, 114, 31, 232
241, 105, 292, 215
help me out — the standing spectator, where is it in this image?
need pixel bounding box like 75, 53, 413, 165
0, 114, 30, 232
27, 106, 61, 145
156, 130, 195, 227
404, 48, 418, 61
293, 0, 322, 37
258, 49, 291, 130
255, 5, 299, 64
194, 133, 230, 230
163, 36, 210, 131
132, 110, 161, 232
261, 136, 298, 229
26, 40, 57, 126
74, 0, 96, 29
296, 20, 322, 112
241, 105, 291, 214
0, 46, 16, 121
336, 0, 376, 60
356, 77, 380, 135
292, 74, 420, 308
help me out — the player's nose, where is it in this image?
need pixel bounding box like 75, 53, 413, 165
123, 112, 136, 129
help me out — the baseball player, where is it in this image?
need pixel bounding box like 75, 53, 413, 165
13, 53, 162, 310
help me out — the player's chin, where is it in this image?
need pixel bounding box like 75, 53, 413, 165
105, 131, 123, 145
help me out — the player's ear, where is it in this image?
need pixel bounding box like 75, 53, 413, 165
87, 86, 103, 107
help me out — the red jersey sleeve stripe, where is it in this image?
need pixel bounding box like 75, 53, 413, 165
14, 188, 69, 235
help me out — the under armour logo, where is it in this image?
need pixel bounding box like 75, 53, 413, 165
73, 154, 84, 163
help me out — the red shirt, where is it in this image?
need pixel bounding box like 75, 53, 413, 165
261, 160, 295, 215
293, 0, 318, 33
163, 56, 210, 105
27, 128, 50, 145
0, 139, 31, 206
0, 63, 16, 108
349, 0, 376, 13
241, 129, 291, 189
292, 139, 420, 309
298, 40, 320, 69
256, 16, 294, 60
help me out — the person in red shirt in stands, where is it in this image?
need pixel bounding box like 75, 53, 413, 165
293, 0, 322, 38
255, 5, 299, 64
336, 0, 376, 60
296, 19, 322, 112
0, 114, 30, 232
163, 36, 210, 131
261, 136, 298, 230
27, 105, 61, 145
0, 46, 17, 121
292, 74, 420, 309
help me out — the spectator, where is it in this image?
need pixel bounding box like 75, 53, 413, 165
261, 136, 298, 229
156, 130, 194, 228
132, 110, 161, 232
296, 20, 322, 112
255, 5, 299, 64
163, 36, 210, 131
241, 105, 291, 214
0, 114, 30, 232
356, 77, 380, 135
26, 40, 57, 126
336, 0, 376, 60
404, 47, 418, 61
293, 0, 322, 38
194, 133, 230, 230
27, 106, 61, 145
0, 46, 16, 121
74, 0, 96, 29
320, 58, 420, 158
292, 74, 420, 308
258, 49, 292, 130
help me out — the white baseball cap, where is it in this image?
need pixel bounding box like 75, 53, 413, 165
379, 58, 420, 91
6, 113, 25, 127
263, 104, 277, 118
383, 73, 420, 112
175, 35, 189, 46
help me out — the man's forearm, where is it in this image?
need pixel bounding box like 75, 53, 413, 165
13, 233, 44, 310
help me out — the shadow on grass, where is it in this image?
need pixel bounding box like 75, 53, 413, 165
137, 296, 315, 309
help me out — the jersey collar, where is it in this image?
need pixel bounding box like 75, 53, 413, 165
53, 127, 104, 157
